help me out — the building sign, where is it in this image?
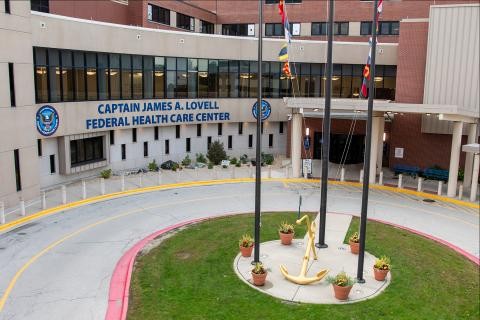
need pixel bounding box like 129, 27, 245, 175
252, 100, 271, 121
36, 105, 59, 136
302, 159, 312, 175
86, 100, 230, 130
395, 147, 404, 159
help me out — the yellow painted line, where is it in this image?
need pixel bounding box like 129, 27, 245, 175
0, 178, 477, 235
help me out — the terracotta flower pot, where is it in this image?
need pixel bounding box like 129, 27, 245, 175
239, 245, 253, 257
332, 284, 353, 300
251, 271, 268, 286
349, 241, 359, 254
373, 267, 390, 281
279, 232, 294, 245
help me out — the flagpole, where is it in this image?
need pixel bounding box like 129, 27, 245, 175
357, 0, 378, 283
316, 0, 334, 249
253, 0, 263, 264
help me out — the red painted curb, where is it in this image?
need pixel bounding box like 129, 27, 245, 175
105, 213, 479, 320
105, 218, 207, 320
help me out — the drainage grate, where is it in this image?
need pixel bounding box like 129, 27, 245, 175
423, 199, 436, 203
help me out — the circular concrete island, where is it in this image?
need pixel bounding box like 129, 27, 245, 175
234, 239, 390, 304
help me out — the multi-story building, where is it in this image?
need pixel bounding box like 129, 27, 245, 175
0, 0, 478, 207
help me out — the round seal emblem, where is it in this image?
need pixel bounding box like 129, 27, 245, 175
252, 100, 271, 121
36, 105, 59, 136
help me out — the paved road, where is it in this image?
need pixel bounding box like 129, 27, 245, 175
0, 181, 478, 320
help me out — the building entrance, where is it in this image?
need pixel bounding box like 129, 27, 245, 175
313, 132, 365, 164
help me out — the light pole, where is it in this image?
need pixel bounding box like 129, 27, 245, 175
357, 0, 379, 283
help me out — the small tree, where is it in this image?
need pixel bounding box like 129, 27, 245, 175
207, 140, 227, 165
181, 155, 192, 166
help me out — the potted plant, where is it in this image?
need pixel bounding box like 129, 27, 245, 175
373, 255, 391, 281
326, 271, 355, 300
251, 262, 267, 286
278, 221, 295, 245
349, 232, 360, 254
238, 234, 254, 257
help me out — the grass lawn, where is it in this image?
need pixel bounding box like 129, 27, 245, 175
127, 213, 479, 320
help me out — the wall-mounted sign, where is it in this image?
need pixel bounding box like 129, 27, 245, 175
302, 159, 312, 175
248, 24, 255, 36
252, 100, 271, 121
36, 105, 59, 136
395, 147, 404, 159
303, 136, 311, 150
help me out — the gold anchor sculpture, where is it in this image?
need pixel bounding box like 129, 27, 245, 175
280, 214, 329, 285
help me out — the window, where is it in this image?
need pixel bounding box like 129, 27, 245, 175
37, 139, 42, 156
132, 128, 137, 142
143, 56, 153, 99
50, 155, 56, 174
109, 53, 121, 100
4, 0, 10, 13
70, 137, 104, 166
218, 60, 229, 98
269, 134, 273, 148
207, 136, 212, 149
154, 126, 159, 140
222, 24, 251, 37
238, 122, 243, 135
48, 49, 61, 102
74, 51, 86, 101
86, 53, 98, 100
311, 22, 348, 36
197, 124, 202, 137
31, 0, 49, 12
176, 125, 180, 138
144, 141, 148, 157
132, 55, 143, 99
218, 123, 222, 136
261, 122, 264, 134
379, 21, 400, 35
360, 22, 372, 35
121, 144, 126, 160
248, 135, 253, 148
188, 58, 198, 98
186, 138, 191, 152
177, 13, 194, 31
228, 135, 232, 149
8, 63, 15, 107
265, 23, 300, 37
14, 149, 21, 191
121, 54, 132, 99
154, 57, 165, 98
34, 48, 48, 103
165, 139, 170, 154
279, 122, 284, 134
201, 20, 214, 34
148, 4, 170, 25
208, 60, 218, 98
265, 0, 302, 3
110, 130, 115, 145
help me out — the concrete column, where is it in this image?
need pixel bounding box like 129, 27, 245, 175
398, 174, 403, 189
458, 185, 463, 200
369, 114, 382, 183
340, 168, 345, 182
100, 178, 105, 195
359, 169, 364, 183
82, 180, 87, 200
438, 181, 443, 195
463, 123, 478, 188
378, 171, 383, 185
20, 198, 25, 216
0, 202, 5, 224
447, 121, 463, 197
470, 153, 479, 202
41, 191, 47, 209
417, 177, 423, 192
121, 174, 125, 191
291, 112, 303, 178
376, 115, 385, 175
61, 185, 67, 204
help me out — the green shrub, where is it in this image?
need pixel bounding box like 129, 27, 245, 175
207, 140, 227, 165
172, 163, 179, 171
148, 159, 159, 172
208, 163, 214, 169
262, 153, 274, 166
230, 157, 237, 165
100, 169, 112, 179
240, 154, 248, 164
181, 155, 192, 166
235, 162, 241, 167
196, 153, 207, 164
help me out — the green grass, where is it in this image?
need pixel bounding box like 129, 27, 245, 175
128, 213, 479, 320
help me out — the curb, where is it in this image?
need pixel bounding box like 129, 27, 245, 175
105, 213, 479, 320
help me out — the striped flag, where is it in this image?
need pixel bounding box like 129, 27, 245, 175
278, 43, 289, 61
360, 38, 373, 98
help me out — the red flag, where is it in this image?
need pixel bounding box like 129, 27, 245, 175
279, 0, 286, 24
282, 61, 291, 78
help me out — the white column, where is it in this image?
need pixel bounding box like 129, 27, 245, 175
340, 167, 345, 182
291, 112, 303, 178
82, 180, 87, 199
369, 114, 382, 183
0, 202, 5, 224
121, 174, 125, 191
463, 123, 478, 188
61, 185, 67, 204
458, 185, 463, 200
417, 177, 423, 192
359, 169, 364, 183
398, 174, 403, 189
20, 198, 25, 216
376, 115, 385, 175
378, 171, 383, 185
470, 153, 479, 202
447, 121, 463, 197
100, 178, 105, 195
41, 191, 47, 209
438, 181, 443, 195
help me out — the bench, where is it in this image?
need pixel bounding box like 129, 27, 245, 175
393, 164, 421, 177
422, 168, 449, 181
